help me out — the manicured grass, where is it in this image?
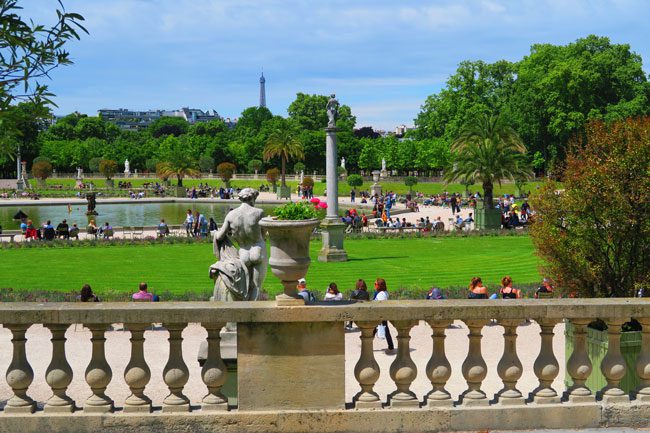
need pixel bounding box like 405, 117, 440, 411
34, 178, 547, 199
0, 236, 541, 297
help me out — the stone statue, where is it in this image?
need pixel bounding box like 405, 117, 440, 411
210, 188, 267, 301
340, 157, 345, 169
85, 192, 98, 215
381, 158, 386, 171
326, 94, 339, 128
124, 159, 130, 175
77, 167, 83, 179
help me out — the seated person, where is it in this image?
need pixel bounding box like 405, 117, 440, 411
467, 277, 489, 299
42, 220, 55, 241
100, 222, 113, 239
464, 213, 474, 224
535, 278, 555, 298
133, 282, 154, 301
69, 223, 80, 240
427, 287, 445, 300
24, 220, 39, 240
87, 220, 98, 238
56, 219, 70, 239
158, 219, 170, 237
78, 284, 100, 302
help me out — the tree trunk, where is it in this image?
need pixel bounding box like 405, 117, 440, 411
177, 175, 183, 187
281, 157, 286, 187
483, 181, 494, 208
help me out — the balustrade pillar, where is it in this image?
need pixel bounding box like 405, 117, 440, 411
44, 324, 75, 413
84, 325, 113, 412
598, 318, 630, 403
5, 325, 35, 413
496, 320, 525, 405
460, 320, 488, 406
388, 320, 419, 407
563, 319, 594, 403
163, 323, 190, 412
124, 324, 152, 413
424, 320, 453, 407
530, 319, 560, 404
201, 323, 228, 411
353, 321, 382, 408
634, 317, 650, 402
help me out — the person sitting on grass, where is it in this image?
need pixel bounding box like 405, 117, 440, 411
133, 282, 154, 301
499, 276, 521, 299
467, 277, 489, 299
78, 284, 100, 302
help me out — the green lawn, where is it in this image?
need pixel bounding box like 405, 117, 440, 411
0, 236, 541, 297
40, 178, 545, 198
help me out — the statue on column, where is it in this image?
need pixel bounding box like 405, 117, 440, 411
340, 157, 346, 169
382, 158, 387, 171
124, 159, 130, 177
326, 94, 339, 128
210, 188, 267, 301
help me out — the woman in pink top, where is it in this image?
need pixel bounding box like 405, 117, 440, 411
132, 282, 154, 301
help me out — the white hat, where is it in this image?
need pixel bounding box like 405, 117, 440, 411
297, 278, 306, 285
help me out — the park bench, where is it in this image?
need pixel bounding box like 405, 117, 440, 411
0, 234, 16, 242
122, 226, 132, 238
132, 226, 144, 238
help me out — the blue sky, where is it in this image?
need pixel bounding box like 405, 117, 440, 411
19, 0, 650, 130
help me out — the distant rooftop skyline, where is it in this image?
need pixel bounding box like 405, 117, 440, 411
18, 0, 650, 130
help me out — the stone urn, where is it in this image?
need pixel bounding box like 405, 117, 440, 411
259, 217, 320, 306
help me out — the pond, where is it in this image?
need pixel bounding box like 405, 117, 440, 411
0, 201, 279, 230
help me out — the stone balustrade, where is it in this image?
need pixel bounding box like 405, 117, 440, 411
0, 299, 648, 433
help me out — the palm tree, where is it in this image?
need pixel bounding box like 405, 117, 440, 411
445, 113, 531, 208
156, 153, 200, 187
263, 129, 304, 187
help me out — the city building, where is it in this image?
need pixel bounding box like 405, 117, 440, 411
98, 107, 223, 130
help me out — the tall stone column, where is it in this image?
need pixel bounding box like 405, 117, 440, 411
318, 126, 347, 262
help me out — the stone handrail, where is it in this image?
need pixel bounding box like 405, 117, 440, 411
0, 299, 649, 433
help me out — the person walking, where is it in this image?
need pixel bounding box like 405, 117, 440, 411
372, 278, 395, 353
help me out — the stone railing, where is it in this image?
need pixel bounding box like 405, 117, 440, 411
0, 299, 649, 433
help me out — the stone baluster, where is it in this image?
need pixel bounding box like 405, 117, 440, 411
5, 325, 36, 413
163, 323, 190, 412
353, 321, 382, 408
460, 320, 488, 406
496, 320, 525, 405
388, 320, 419, 407
84, 325, 113, 412
530, 319, 560, 403
44, 324, 75, 413
634, 317, 650, 401
424, 320, 453, 407
563, 319, 594, 402
124, 324, 152, 413
201, 323, 228, 411
599, 318, 629, 403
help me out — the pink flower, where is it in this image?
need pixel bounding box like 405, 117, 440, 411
310, 197, 320, 204
318, 202, 328, 209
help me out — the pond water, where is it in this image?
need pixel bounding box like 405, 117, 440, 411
0, 202, 279, 230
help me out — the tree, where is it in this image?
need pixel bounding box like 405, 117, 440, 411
347, 174, 363, 192
354, 126, 379, 139
509, 35, 650, 170
199, 155, 215, 172
288, 93, 355, 131
236, 106, 273, 136
0, 0, 87, 157
415, 60, 516, 142
88, 157, 102, 173
99, 159, 117, 180
293, 162, 305, 174
156, 136, 200, 187
404, 176, 418, 195
263, 128, 304, 187
148, 116, 189, 138
216, 162, 236, 187
302, 176, 314, 189
247, 159, 263, 174
530, 117, 650, 297
155, 161, 170, 182
445, 113, 532, 208
266, 168, 279, 189
31, 160, 52, 185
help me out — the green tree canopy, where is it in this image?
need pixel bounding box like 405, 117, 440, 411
148, 116, 189, 138
156, 136, 200, 186
445, 113, 532, 208
263, 127, 304, 187
530, 117, 650, 297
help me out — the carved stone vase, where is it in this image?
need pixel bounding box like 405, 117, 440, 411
259, 217, 320, 306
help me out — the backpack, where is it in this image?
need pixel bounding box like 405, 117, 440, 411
307, 290, 317, 302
